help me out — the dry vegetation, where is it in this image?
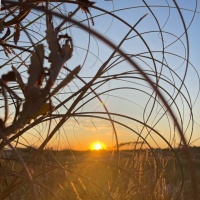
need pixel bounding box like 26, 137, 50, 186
0, 0, 199, 199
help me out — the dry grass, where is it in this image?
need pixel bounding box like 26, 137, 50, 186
0, 1, 199, 199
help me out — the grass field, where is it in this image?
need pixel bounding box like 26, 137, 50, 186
1, 148, 199, 199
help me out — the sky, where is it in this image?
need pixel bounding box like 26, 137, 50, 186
0, 0, 200, 150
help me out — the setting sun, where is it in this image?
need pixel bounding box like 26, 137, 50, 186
90, 142, 106, 151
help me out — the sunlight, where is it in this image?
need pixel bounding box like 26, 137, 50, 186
94, 143, 102, 150
91, 142, 106, 151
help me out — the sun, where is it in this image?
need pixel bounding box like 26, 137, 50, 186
94, 143, 102, 150
91, 142, 106, 151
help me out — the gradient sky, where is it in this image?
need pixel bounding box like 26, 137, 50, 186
0, 0, 200, 150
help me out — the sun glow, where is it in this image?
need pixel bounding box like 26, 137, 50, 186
91, 142, 106, 151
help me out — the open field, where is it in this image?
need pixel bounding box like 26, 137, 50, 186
1, 148, 200, 199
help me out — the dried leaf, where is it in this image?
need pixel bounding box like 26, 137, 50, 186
27, 44, 44, 91
51, 65, 81, 97
1, 71, 16, 83
46, 23, 59, 67
61, 40, 72, 60
12, 66, 26, 94
24, 103, 54, 124
45, 23, 74, 90
3, 47, 9, 57
18, 45, 45, 127
14, 24, 20, 45
1, 40, 12, 57
76, 0, 95, 14
76, 0, 95, 25
31, 103, 54, 120
46, 23, 73, 67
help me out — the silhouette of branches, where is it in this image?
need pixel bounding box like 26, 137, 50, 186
0, 0, 199, 199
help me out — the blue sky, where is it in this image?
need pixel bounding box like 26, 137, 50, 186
67, 0, 200, 149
